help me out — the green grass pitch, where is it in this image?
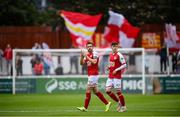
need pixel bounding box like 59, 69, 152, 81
0, 94, 180, 117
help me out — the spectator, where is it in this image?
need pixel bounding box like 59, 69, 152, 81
42, 53, 52, 75
15, 54, 23, 76
176, 51, 180, 74
99, 54, 109, 74
68, 46, 79, 74
0, 49, 3, 72
30, 54, 37, 75
42, 42, 49, 49
42, 42, 52, 75
32, 42, 42, 59
55, 64, 63, 75
34, 59, 43, 75
82, 64, 87, 75
32, 42, 41, 49
159, 45, 167, 73
55, 56, 63, 75
69, 54, 79, 74
172, 52, 177, 73
3, 44, 12, 75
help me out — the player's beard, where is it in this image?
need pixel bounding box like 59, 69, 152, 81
88, 48, 93, 53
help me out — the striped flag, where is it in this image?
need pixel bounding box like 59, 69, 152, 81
60, 10, 102, 47
104, 11, 140, 48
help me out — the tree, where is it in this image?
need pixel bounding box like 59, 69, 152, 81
0, 0, 49, 26
49, 0, 180, 26
0, 0, 179, 26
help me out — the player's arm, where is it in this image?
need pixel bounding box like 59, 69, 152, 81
115, 63, 127, 72
112, 53, 127, 75
85, 55, 97, 64
84, 52, 98, 64
115, 53, 127, 72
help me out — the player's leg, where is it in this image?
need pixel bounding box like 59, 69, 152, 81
77, 84, 91, 111
68, 58, 73, 74
114, 79, 126, 112
89, 75, 111, 111
84, 86, 91, 109
93, 87, 109, 105
77, 75, 100, 111
93, 86, 111, 111
116, 91, 126, 112
105, 79, 119, 102
90, 75, 109, 105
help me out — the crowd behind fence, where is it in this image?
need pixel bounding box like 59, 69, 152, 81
0, 48, 180, 78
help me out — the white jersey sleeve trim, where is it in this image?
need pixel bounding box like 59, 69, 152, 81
117, 52, 126, 64
115, 52, 127, 72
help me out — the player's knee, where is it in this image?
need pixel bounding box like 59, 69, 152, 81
106, 90, 112, 94
116, 90, 122, 95
85, 95, 91, 100
94, 92, 98, 96
105, 87, 111, 93
86, 90, 91, 93
93, 90, 98, 94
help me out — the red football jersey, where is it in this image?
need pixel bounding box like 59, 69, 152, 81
84, 51, 99, 76
108, 52, 126, 79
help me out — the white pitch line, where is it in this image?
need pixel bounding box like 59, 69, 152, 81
129, 109, 178, 112
0, 109, 178, 113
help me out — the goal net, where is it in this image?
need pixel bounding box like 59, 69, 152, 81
12, 48, 145, 94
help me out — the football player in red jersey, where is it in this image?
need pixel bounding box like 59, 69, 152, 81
106, 42, 127, 112
77, 41, 111, 112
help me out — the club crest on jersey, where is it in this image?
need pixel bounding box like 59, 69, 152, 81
114, 56, 117, 60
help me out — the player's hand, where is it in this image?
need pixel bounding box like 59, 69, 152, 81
83, 51, 87, 57
112, 70, 117, 75
80, 49, 84, 57
106, 65, 110, 71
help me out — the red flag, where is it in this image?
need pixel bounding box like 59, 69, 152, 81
60, 10, 102, 48
104, 11, 140, 48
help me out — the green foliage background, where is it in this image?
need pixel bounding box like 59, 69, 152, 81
0, 0, 179, 27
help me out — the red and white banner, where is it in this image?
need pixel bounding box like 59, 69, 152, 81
60, 10, 102, 48
104, 11, 140, 48
165, 23, 180, 49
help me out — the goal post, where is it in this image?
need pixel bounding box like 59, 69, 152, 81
12, 48, 145, 95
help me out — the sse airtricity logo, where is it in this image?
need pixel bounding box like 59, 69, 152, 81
46, 79, 58, 93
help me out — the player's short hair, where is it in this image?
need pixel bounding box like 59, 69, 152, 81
111, 42, 119, 46
86, 41, 94, 46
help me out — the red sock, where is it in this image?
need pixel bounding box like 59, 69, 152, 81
95, 92, 108, 105
117, 92, 125, 106
107, 91, 119, 102
84, 92, 91, 109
